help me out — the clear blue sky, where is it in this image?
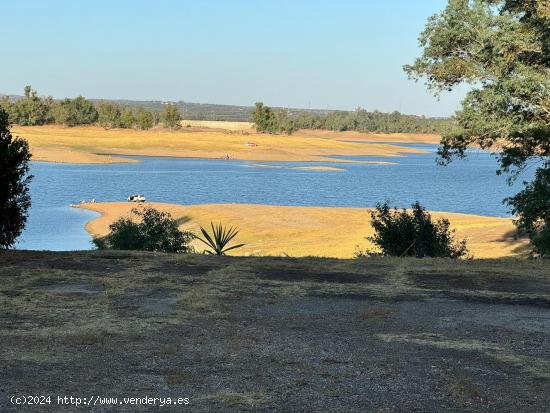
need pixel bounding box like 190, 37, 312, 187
1, 0, 465, 116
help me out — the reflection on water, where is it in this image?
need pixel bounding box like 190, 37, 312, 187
16, 144, 531, 251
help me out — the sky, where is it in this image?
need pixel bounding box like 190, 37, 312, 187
1, 0, 467, 117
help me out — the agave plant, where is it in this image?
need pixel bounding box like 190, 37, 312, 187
195, 222, 245, 255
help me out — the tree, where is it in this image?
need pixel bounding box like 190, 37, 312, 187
54, 96, 98, 126
97, 102, 122, 129
367, 201, 468, 258
405, 0, 550, 255
251, 102, 296, 134
9, 85, 52, 126
506, 168, 550, 257
252, 102, 277, 133
135, 107, 154, 130
275, 108, 296, 134
0, 108, 33, 248
93, 206, 193, 253
119, 108, 135, 129
161, 103, 180, 130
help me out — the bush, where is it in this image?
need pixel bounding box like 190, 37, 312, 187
93, 206, 193, 253
367, 201, 468, 258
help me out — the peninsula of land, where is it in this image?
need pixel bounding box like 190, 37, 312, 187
78, 201, 527, 259
13, 123, 436, 165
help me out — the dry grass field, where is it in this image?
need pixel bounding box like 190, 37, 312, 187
1, 251, 549, 412
12, 125, 428, 164
180, 119, 254, 131
78, 202, 528, 259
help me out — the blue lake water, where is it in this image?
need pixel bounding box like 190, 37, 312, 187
16, 144, 531, 251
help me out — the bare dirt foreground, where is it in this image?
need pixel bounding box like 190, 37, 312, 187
1, 251, 550, 412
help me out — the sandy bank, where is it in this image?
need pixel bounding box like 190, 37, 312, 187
77, 202, 527, 259
14, 125, 429, 164
250, 163, 347, 171
31, 147, 138, 164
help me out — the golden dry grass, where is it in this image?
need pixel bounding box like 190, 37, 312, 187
78, 202, 527, 259
13, 125, 428, 164
180, 119, 254, 131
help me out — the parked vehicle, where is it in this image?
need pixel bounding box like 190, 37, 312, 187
127, 194, 146, 202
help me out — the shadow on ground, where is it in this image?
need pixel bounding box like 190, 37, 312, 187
1, 251, 549, 412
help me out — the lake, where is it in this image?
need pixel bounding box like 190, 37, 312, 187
16, 144, 531, 250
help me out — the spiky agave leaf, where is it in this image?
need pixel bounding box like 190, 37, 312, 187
195, 222, 245, 255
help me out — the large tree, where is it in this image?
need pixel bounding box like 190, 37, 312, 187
97, 102, 122, 129
161, 103, 181, 130
0, 108, 33, 248
54, 96, 98, 126
9, 85, 52, 126
405, 0, 550, 255
135, 107, 154, 130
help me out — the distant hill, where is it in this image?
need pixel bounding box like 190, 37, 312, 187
88, 99, 351, 122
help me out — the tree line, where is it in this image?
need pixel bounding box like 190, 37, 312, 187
251, 102, 451, 135
0, 86, 182, 130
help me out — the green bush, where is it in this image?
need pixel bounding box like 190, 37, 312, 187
93, 206, 193, 253
366, 201, 468, 258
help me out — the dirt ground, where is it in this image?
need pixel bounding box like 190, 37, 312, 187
1, 251, 549, 412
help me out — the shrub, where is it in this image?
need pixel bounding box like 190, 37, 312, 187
93, 206, 193, 253
367, 201, 468, 258
196, 222, 245, 255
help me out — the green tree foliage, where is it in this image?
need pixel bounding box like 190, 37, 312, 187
54, 96, 98, 126
405, 0, 550, 255
291, 107, 450, 134
135, 107, 154, 130
367, 201, 468, 258
97, 103, 154, 130
161, 103, 181, 130
196, 222, 245, 255
0, 108, 33, 248
252, 102, 277, 133
251, 102, 296, 134
93, 206, 193, 253
5, 86, 53, 126
97, 102, 122, 129
119, 108, 135, 129
507, 168, 550, 257
252, 102, 448, 134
